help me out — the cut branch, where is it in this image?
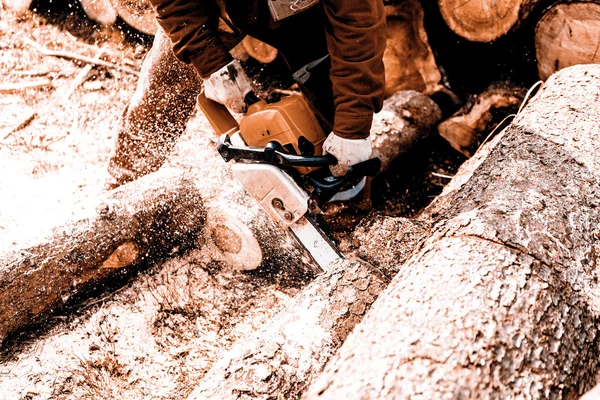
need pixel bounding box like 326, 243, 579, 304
23, 38, 140, 76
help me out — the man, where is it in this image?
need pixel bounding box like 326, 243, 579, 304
107, 0, 386, 187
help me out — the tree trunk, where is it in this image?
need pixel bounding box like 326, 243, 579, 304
186, 259, 394, 400
438, 83, 525, 157
306, 65, 600, 399
535, 1, 600, 80
438, 0, 541, 42
0, 169, 205, 345
383, 0, 449, 98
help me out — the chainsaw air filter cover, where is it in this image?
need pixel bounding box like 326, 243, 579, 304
239, 95, 326, 174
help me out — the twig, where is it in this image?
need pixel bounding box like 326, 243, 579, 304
64, 48, 106, 101
2, 110, 37, 140
23, 37, 140, 76
431, 172, 454, 180
0, 79, 53, 92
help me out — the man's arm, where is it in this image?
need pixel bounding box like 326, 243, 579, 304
148, 0, 232, 78
322, 0, 387, 139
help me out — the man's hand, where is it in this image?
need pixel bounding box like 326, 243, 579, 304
203, 60, 253, 113
323, 133, 372, 177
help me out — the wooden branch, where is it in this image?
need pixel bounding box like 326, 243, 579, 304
0, 79, 53, 92
23, 38, 140, 76
64, 49, 106, 101
307, 65, 600, 398
535, 1, 600, 80
1, 110, 36, 140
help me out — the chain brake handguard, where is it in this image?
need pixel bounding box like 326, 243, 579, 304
217, 134, 381, 207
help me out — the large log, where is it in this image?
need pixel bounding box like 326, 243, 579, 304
535, 1, 600, 80
438, 0, 541, 42
0, 169, 205, 345
306, 65, 600, 398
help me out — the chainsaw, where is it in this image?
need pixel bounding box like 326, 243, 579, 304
198, 91, 380, 273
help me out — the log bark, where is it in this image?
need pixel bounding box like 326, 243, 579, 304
0, 169, 205, 345
306, 64, 600, 398
371, 90, 442, 172
438, 83, 525, 157
186, 259, 394, 400
438, 0, 541, 41
535, 1, 600, 80
383, 0, 448, 98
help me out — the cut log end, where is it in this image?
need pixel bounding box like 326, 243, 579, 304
202, 206, 263, 271
438, 84, 524, 157
438, 0, 524, 42
535, 2, 600, 80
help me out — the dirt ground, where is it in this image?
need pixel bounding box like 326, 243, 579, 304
0, 3, 463, 399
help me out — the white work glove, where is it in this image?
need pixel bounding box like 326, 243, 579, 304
203, 60, 253, 113
323, 133, 373, 177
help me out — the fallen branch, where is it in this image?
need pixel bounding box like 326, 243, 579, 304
64, 49, 106, 101
23, 37, 140, 77
0, 79, 53, 92
1, 110, 37, 140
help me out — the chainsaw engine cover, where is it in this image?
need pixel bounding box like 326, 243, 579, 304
239, 96, 326, 174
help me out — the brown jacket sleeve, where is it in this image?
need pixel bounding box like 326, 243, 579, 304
322, 0, 387, 139
149, 0, 232, 78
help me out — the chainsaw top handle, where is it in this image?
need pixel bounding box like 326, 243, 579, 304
217, 133, 337, 168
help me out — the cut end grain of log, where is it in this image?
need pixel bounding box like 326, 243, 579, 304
438, 0, 538, 42
535, 2, 600, 80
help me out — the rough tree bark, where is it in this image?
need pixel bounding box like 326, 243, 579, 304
535, 1, 600, 80
186, 259, 404, 400
0, 169, 205, 345
306, 65, 600, 399
438, 83, 525, 157
371, 90, 442, 172
438, 0, 542, 41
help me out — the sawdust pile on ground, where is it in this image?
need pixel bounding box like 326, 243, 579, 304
0, 5, 303, 399
0, 3, 142, 251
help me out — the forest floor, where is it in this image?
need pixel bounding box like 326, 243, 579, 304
0, 2, 463, 399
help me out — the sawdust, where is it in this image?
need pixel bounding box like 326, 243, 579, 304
0, 3, 464, 398
0, 5, 301, 399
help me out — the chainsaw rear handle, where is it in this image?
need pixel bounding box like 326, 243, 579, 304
217, 133, 337, 168
303, 157, 381, 204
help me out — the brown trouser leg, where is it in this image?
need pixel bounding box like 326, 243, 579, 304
107, 29, 203, 187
